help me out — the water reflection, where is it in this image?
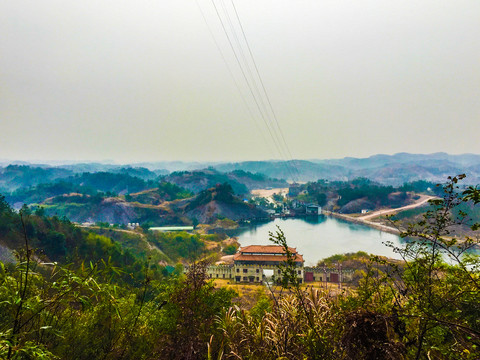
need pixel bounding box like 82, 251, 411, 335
233, 217, 403, 266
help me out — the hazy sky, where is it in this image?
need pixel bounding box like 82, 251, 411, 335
1, 0, 480, 163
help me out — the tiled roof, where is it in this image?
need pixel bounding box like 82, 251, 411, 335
234, 245, 304, 263
237, 245, 298, 254
234, 253, 304, 263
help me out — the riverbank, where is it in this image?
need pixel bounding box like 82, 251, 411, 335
322, 195, 438, 235
322, 210, 401, 235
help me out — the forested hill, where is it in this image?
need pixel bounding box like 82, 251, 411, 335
1, 165, 286, 205
164, 169, 287, 194
1, 168, 272, 226
3, 152, 480, 188
172, 183, 268, 224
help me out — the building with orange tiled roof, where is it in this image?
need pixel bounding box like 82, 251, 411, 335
233, 245, 304, 266
203, 245, 350, 285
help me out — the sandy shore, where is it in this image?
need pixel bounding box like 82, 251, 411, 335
250, 188, 289, 198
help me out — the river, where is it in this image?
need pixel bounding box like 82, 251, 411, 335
232, 216, 404, 266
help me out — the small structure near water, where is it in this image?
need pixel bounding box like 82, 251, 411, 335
149, 226, 194, 232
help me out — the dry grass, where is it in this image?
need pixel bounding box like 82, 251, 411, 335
212, 279, 351, 308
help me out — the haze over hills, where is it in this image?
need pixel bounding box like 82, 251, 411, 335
1, 153, 480, 189
214, 153, 480, 184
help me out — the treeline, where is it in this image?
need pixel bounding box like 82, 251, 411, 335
2, 165, 286, 208
0, 193, 221, 282
290, 178, 446, 212
0, 196, 168, 284
5, 172, 159, 205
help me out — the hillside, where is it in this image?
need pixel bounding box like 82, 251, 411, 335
0, 165, 73, 192
172, 183, 268, 224
40, 194, 188, 226
225, 170, 288, 190
126, 182, 193, 205
163, 169, 249, 194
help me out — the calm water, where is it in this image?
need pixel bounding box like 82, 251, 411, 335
233, 216, 403, 266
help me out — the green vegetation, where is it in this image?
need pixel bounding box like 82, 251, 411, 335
6, 181, 97, 205
318, 251, 370, 266
0, 175, 479, 359
186, 183, 240, 211
399, 180, 444, 196
68, 172, 154, 194
147, 231, 206, 262
126, 182, 193, 206
290, 178, 444, 213
337, 182, 402, 207
249, 196, 275, 210
0, 165, 72, 192
0, 253, 235, 359
223, 244, 238, 255
165, 169, 249, 195
156, 181, 193, 200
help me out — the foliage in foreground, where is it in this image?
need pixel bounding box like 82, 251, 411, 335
212, 175, 480, 359
0, 175, 479, 359
0, 252, 235, 359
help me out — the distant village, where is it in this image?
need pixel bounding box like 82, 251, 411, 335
250, 184, 322, 221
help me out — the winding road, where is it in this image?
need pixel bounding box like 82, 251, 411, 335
358, 195, 437, 220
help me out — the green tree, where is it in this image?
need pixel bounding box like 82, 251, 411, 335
380, 175, 480, 359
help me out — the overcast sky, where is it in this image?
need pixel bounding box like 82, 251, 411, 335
1, 0, 480, 163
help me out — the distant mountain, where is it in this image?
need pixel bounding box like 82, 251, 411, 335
214, 160, 348, 183
319, 153, 480, 170
0, 165, 73, 192
215, 154, 480, 185
132, 161, 216, 172
2, 153, 480, 190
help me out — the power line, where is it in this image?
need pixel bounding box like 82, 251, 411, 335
215, 0, 297, 181
210, 0, 291, 165
194, 0, 274, 155
229, 0, 301, 181
197, 0, 299, 181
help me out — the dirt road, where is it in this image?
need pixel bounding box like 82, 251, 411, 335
358, 195, 437, 220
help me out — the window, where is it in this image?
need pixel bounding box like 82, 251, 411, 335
236, 268, 239, 273
243, 277, 248, 281
256, 277, 259, 281
256, 269, 259, 273
223, 274, 225, 278
298, 270, 301, 275
243, 269, 248, 273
